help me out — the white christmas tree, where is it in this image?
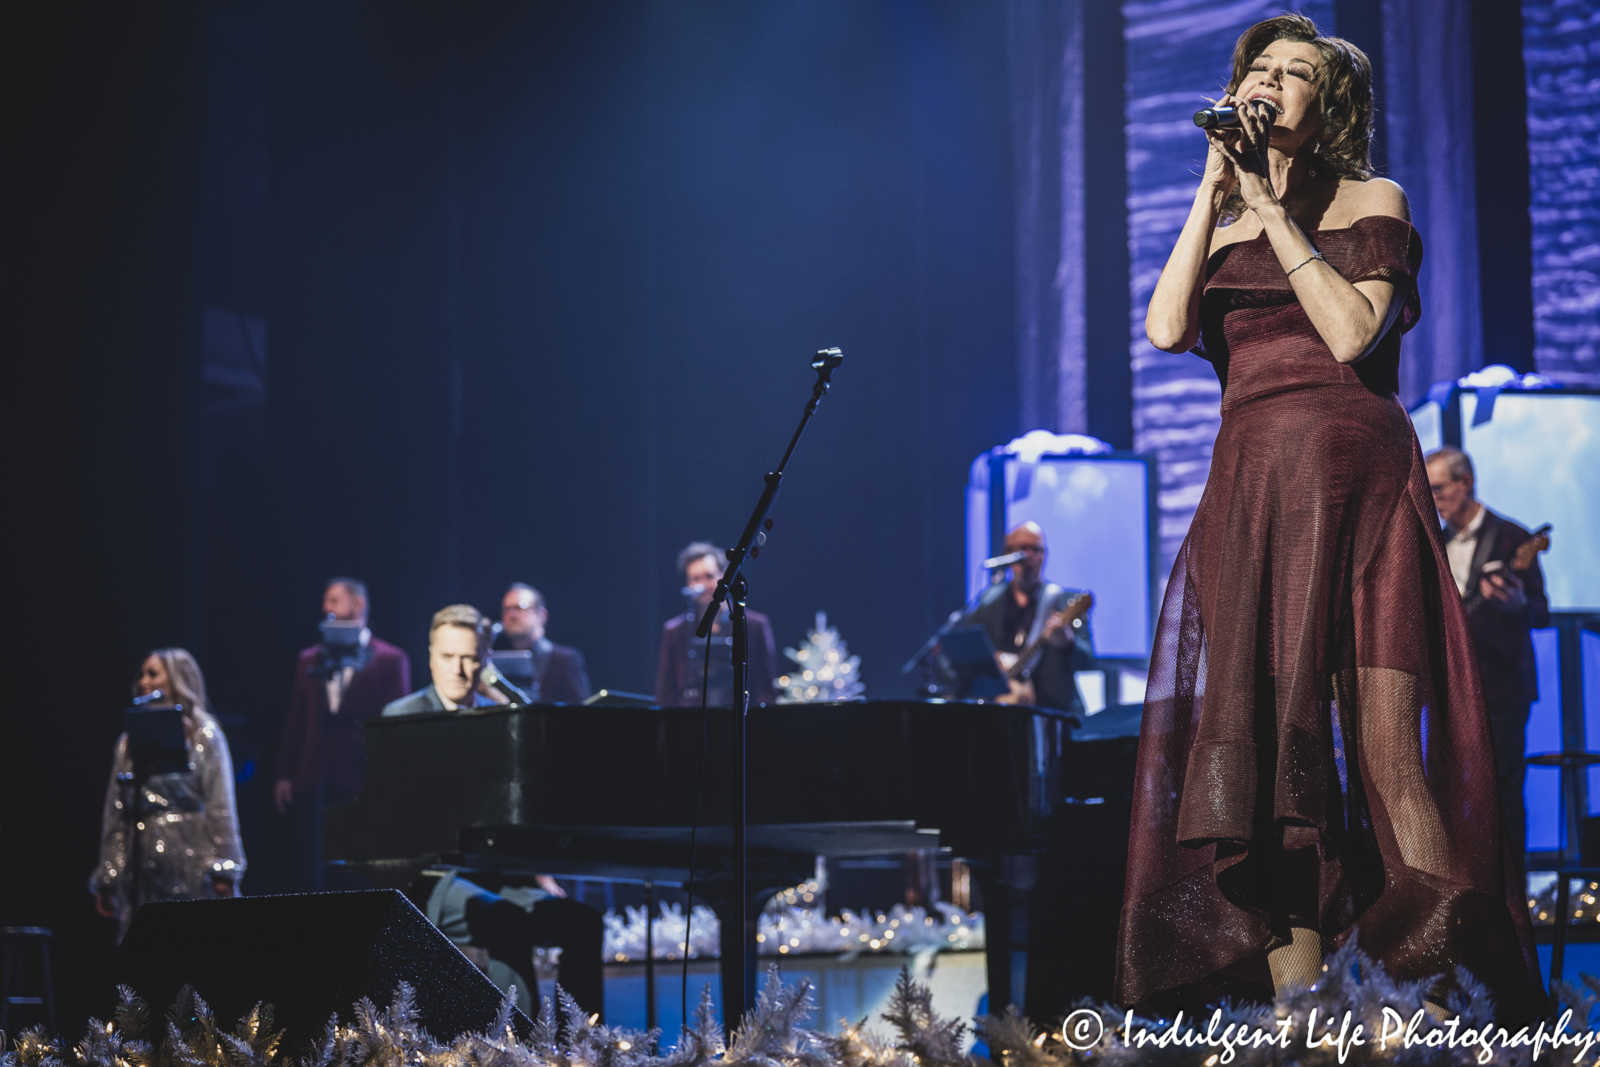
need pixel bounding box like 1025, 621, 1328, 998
777, 612, 865, 703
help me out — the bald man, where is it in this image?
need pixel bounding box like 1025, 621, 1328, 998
960, 522, 1094, 717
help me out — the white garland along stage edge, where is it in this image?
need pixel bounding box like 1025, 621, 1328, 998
9, 941, 1600, 1066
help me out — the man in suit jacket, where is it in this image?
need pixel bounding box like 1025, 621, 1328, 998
961, 521, 1094, 718
491, 583, 592, 704
655, 541, 777, 707
384, 603, 502, 717
382, 605, 602, 1018
273, 578, 411, 813
1427, 447, 1551, 857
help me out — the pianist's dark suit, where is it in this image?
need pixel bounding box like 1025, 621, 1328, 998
655, 609, 777, 707
382, 685, 497, 717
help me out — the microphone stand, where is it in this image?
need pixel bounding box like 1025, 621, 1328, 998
694, 347, 842, 1019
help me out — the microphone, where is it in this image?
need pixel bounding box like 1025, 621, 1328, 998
983, 551, 1027, 570
479, 662, 532, 706
1193, 99, 1275, 129
131, 690, 164, 706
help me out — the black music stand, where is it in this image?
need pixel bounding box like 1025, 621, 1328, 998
488, 649, 536, 692
936, 626, 1009, 700
118, 706, 190, 920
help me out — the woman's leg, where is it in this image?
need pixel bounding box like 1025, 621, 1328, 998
1266, 841, 1324, 994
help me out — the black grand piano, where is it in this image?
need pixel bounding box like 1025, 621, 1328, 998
325, 699, 1134, 1020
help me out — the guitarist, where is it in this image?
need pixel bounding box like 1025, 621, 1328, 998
1426, 446, 1550, 857
961, 521, 1095, 716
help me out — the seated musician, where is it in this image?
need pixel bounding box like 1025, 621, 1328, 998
655, 541, 777, 707
492, 583, 593, 703
383, 604, 502, 715
382, 604, 604, 1017
961, 521, 1094, 716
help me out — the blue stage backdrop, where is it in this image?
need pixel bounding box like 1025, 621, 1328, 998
1525, 0, 1600, 387
1122, 0, 1332, 577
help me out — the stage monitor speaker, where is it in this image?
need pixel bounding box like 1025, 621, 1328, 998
113, 890, 529, 1050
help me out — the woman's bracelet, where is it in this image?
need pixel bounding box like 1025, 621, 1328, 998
1286, 250, 1325, 277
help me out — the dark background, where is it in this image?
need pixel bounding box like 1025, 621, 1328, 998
3, 0, 1019, 1030
1, 0, 1540, 1034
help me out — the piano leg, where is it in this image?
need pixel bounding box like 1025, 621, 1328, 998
974, 854, 1037, 1013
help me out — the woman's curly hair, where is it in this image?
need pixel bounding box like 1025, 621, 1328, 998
1219, 13, 1374, 222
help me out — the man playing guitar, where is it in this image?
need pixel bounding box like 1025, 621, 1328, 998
961, 521, 1095, 715
1426, 446, 1552, 858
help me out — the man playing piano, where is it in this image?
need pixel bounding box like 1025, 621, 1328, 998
961, 522, 1095, 717
382, 603, 604, 1018
383, 604, 502, 715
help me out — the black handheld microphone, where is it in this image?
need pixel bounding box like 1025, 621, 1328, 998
1193, 99, 1274, 129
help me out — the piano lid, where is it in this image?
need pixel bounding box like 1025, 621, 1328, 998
326, 700, 1071, 866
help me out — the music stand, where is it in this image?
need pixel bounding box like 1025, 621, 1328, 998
489, 649, 536, 691
124, 706, 189, 778
936, 626, 1009, 700
118, 705, 191, 921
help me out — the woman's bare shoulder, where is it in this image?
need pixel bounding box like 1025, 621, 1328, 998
1324, 177, 1410, 228
1209, 214, 1262, 253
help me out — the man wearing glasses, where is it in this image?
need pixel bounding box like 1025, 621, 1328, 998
1426, 446, 1550, 857
961, 521, 1095, 717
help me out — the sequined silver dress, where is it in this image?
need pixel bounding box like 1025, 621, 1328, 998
90, 709, 247, 939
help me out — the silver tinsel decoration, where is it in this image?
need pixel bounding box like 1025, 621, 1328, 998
4, 940, 1592, 1066
603, 902, 983, 962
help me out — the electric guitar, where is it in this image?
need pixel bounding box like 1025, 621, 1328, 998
1511, 523, 1552, 571
993, 592, 1093, 706
1468, 522, 1551, 612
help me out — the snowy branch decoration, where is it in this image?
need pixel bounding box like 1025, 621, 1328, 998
777, 613, 864, 703
2, 942, 1583, 1067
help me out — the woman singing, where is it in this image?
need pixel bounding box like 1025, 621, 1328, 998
1114, 15, 1545, 1018
90, 648, 246, 940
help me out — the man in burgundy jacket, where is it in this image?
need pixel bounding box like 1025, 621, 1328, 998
654, 542, 776, 707
273, 578, 412, 813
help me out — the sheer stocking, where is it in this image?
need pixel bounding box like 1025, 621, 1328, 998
1267, 925, 1324, 995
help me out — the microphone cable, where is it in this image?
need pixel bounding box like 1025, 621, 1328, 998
682, 623, 715, 1036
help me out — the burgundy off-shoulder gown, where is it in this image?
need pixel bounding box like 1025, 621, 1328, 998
1114, 214, 1547, 1019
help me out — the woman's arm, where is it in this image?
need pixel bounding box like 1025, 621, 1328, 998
1255, 179, 1408, 362
198, 718, 247, 892
90, 735, 132, 914
1145, 142, 1237, 353
1212, 103, 1409, 363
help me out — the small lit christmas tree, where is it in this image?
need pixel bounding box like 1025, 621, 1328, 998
777, 612, 865, 702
